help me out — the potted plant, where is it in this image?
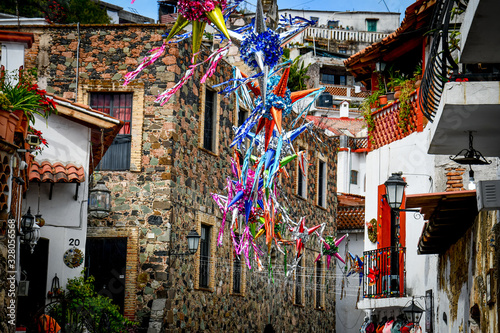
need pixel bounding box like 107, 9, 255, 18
0, 67, 57, 143
0, 92, 19, 143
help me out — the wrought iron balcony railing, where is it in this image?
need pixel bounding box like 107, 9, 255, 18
363, 246, 406, 298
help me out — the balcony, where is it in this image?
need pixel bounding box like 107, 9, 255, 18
304, 27, 390, 45
460, 0, 500, 64
321, 84, 370, 101
368, 90, 425, 150
363, 246, 406, 299
428, 81, 500, 157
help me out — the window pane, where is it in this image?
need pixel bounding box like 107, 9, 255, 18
90, 92, 133, 170
316, 261, 322, 308
200, 225, 211, 288
204, 90, 215, 151
318, 161, 325, 207
233, 236, 241, 293
295, 257, 302, 305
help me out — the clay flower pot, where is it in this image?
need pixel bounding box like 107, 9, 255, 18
378, 95, 388, 106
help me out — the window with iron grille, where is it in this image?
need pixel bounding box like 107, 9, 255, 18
295, 257, 303, 305
199, 225, 211, 288
203, 89, 216, 151
350, 170, 358, 185
316, 260, 322, 308
318, 160, 326, 207
90, 92, 132, 170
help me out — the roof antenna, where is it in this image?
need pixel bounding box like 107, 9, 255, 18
380, 0, 391, 12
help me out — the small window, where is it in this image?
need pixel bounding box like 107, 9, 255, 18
310, 17, 319, 26
298, 164, 307, 198
327, 20, 339, 29
237, 107, 248, 128
321, 73, 347, 85
232, 236, 242, 294
90, 92, 132, 170
338, 47, 347, 54
203, 89, 217, 151
295, 257, 303, 305
318, 160, 326, 207
350, 170, 358, 185
199, 225, 211, 288
366, 19, 378, 32
316, 260, 323, 309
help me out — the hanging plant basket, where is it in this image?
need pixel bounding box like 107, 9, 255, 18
367, 218, 377, 243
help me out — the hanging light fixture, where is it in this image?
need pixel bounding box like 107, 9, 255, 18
450, 131, 491, 165
88, 129, 111, 218
21, 207, 41, 253
88, 179, 111, 218
403, 298, 424, 329
21, 207, 35, 231
187, 229, 201, 254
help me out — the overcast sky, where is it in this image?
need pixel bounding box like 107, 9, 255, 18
105, 0, 416, 22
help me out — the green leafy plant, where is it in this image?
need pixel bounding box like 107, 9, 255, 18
50, 274, 137, 333
0, 68, 57, 125
397, 82, 415, 132
282, 50, 310, 91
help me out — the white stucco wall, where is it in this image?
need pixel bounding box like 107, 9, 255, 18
337, 150, 366, 196
364, 128, 440, 328
335, 230, 366, 332
278, 10, 400, 32
24, 114, 91, 297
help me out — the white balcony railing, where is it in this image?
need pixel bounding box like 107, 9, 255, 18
304, 27, 390, 44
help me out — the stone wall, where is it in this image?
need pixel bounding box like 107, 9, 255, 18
4, 24, 339, 332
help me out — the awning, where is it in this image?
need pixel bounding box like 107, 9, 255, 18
405, 190, 478, 254
29, 161, 85, 183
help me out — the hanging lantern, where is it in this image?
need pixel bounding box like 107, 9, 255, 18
23, 223, 40, 253
89, 180, 111, 218
21, 207, 35, 231
187, 229, 201, 254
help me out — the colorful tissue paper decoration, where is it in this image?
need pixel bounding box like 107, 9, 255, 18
124, 0, 316, 107
126, 0, 332, 283
367, 267, 380, 286
314, 234, 348, 269
346, 252, 364, 285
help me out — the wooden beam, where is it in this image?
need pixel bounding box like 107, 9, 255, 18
56, 104, 120, 130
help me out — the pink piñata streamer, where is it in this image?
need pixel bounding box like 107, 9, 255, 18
123, 43, 166, 86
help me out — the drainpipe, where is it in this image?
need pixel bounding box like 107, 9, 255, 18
75, 22, 80, 102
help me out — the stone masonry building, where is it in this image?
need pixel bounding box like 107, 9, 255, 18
2, 23, 340, 332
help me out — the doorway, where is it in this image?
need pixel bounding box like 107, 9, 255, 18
17, 238, 49, 328
84, 237, 127, 313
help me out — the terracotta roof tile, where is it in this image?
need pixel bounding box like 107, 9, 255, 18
337, 206, 365, 230
308, 115, 366, 137
29, 161, 85, 183
338, 193, 365, 206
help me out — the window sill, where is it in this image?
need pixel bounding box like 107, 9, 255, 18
294, 194, 307, 201
230, 292, 245, 297
199, 147, 218, 157
195, 287, 214, 293
293, 303, 305, 308
315, 204, 328, 211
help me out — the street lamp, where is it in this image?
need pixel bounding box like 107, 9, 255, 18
384, 172, 407, 210
403, 298, 424, 328
166, 222, 201, 256
384, 173, 419, 212
89, 180, 111, 218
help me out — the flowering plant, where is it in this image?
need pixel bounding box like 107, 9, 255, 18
28, 126, 49, 155
0, 67, 57, 124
